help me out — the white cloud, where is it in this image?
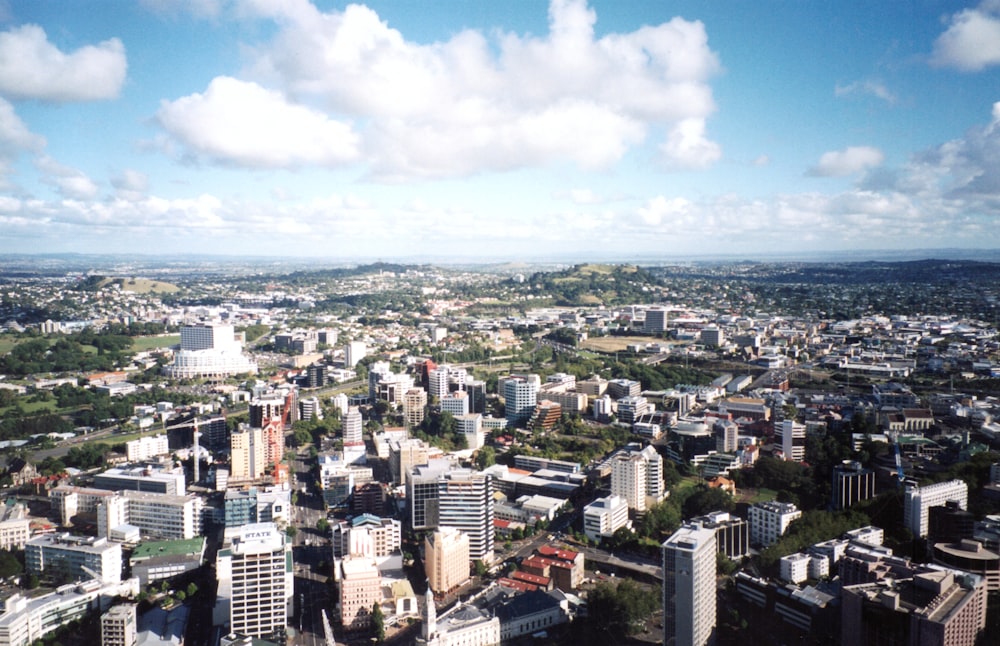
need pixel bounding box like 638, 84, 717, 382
808, 146, 884, 177
156, 76, 360, 168
834, 79, 896, 104
0, 97, 44, 155
753, 154, 771, 167
140, 0, 225, 18
238, 0, 720, 178
930, 1, 1000, 71
0, 25, 126, 102
111, 169, 150, 201
637, 195, 692, 226
35, 155, 100, 199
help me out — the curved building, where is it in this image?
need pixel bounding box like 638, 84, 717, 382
164, 323, 257, 379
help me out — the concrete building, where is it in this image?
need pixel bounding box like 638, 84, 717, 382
832, 461, 876, 510
425, 528, 470, 595
441, 391, 470, 417
25, 533, 123, 585
390, 437, 436, 486
0, 502, 30, 551
230, 426, 265, 481
610, 445, 664, 512
904, 480, 969, 538
100, 604, 136, 646
165, 322, 257, 378
331, 515, 401, 560
93, 466, 186, 496
748, 501, 802, 547
215, 523, 293, 641
932, 539, 1000, 592
408, 460, 452, 530
583, 495, 630, 543
97, 491, 202, 541
336, 557, 382, 634
780, 552, 811, 584
503, 376, 538, 428
780, 419, 806, 462
125, 435, 169, 462
437, 470, 494, 563
663, 524, 717, 646
128, 537, 205, 586
841, 568, 987, 646
644, 308, 669, 334
342, 407, 365, 463
455, 414, 485, 450
689, 511, 750, 560
416, 588, 500, 646
344, 341, 367, 368
404, 388, 429, 428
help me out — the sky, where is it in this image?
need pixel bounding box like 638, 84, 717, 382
1, 0, 1000, 262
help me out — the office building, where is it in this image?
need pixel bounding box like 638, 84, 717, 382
904, 480, 969, 538
101, 604, 136, 646
215, 523, 293, 641
408, 460, 452, 530
98, 491, 202, 541
748, 501, 801, 547
841, 567, 986, 646
689, 511, 750, 560
230, 426, 265, 480
663, 525, 717, 646
0, 503, 30, 551
503, 375, 538, 427
832, 461, 876, 510
390, 437, 436, 486
644, 307, 669, 334
336, 557, 382, 634
125, 435, 169, 462
128, 537, 206, 586
610, 445, 664, 512
466, 380, 487, 415
616, 396, 649, 425
440, 391, 470, 417
701, 327, 724, 347
583, 495, 630, 543
25, 533, 122, 584
438, 470, 494, 563
93, 466, 186, 496
164, 322, 257, 378
344, 341, 367, 368
343, 407, 364, 446
425, 527, 470, 594
455, 414, 485, 450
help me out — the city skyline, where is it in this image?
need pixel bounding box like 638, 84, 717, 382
2, 0, 999, 260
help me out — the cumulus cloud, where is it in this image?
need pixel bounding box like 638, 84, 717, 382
834, 79, 896, 104
808, 146, 885, 177
228, 0, 721, 178
111, 169, 150, 201
35, 155, 100, 199
931, 1, 1000, 71
0, 25, 126, 102
156, 76, 361, 168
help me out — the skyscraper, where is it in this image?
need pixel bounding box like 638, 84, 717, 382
230, 426, 264, 480
663, 525, 717, 646
503, 376, 538, 428
437, 470, 494, 563
215, 523, 293, 641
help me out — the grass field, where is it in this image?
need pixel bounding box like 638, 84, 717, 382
0, 334, 23, 355
132, 335, 180, 351
0, 399, 58, 417
101, 277, 180, 294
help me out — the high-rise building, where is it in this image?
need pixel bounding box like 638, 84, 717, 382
700, 327, 724, 347
101, 604, 136, 646
215, 523, 293, 641
779, 420, 806, 462
425, 527, 470, 594
408, 460, 452, 530
404, 388, 428, 428
455, 414, 484, 450
503, 376, 538, 428
97, 491, 203, 541
342, 407, 366, 465
438, 470, 494, 563
344, 341, 367, 368
440, 391, 470, 417
336, 556, 382, 634
644, 307, 669, 334
466, 380, 487, 415
662, 525, 717, 646
125, 435, 169, 462
904, 479, 969, 538
230, 426, 265, 480
610, 445, 664, 512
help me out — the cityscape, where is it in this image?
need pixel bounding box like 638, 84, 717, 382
2, 1, 1000, 645
0, 256, 999, 646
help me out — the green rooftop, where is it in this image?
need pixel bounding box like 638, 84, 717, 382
130, 537, 206, 561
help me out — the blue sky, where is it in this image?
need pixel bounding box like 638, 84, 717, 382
1, 0, 999, 261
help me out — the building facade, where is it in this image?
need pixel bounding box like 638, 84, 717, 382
663, 525, 717, 646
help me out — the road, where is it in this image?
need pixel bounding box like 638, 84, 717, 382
289, 447, 332, 646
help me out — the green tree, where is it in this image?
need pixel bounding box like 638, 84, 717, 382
186, 582, 198, 598
475, 446, 496, 470
317, 518, 330, 534
372, 602, 385, 643
474, 560, 489, 578
286, 526, 297, 539
585, 579, 658, 638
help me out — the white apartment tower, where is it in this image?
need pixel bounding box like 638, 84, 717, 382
437, 470, 494, 563
780, 420, 806, 463
904, 479, 969, 538
611, 445, 664, 512
215, 523, 293, 641
748, 501, 802, 547
663, 525, 717, 646
503, 376, 538, 427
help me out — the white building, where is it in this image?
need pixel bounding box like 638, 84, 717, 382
455, 414, 485, 450
97, 491, 203, 541
780, 419, 806, 462
0, 503, 30, 551
440, 391, 470, 417
125, 435, 169, 462
748, 501, 802, 547
663, 525, 717, 646
164, 323, 257, 379
502, 375, 538, 427
100, 604, 136, 646
582, 495, 630, 543
417, 588, 500, 646
344, 341, 367, 368
25, 534, 123, 585
438, 470, 494, 563
610, 445, 664, 512
780, 552, 811, 584
904, 479, 969, 538
215, 523, 293, 640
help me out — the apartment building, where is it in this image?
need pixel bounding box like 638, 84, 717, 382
425, 527, 470, 595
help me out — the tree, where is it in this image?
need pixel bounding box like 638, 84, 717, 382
372, 602, 385, 643
186, 582, 198, 598
475, 446, 496, 470
316, 518, 330, 534
473, 560, 489, 578
286, 526, 297, 539
585, 579, 658, 638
